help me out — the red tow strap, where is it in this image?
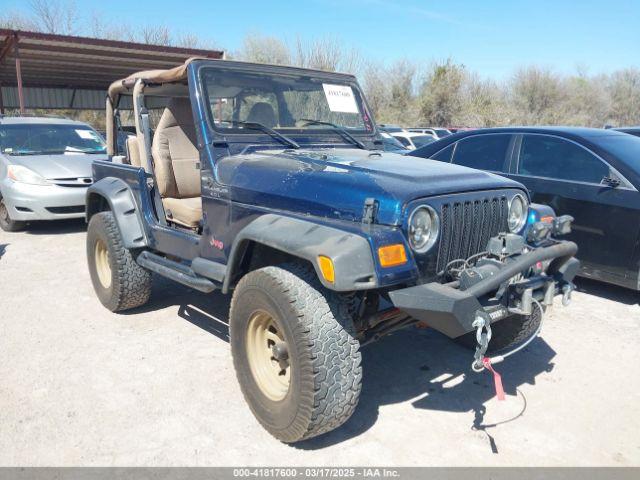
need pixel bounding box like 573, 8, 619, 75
482, 357, 505, 401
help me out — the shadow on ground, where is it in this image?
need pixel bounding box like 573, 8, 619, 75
575, 277, 639, 306
125, 275, 231, 343
0, 243, 7, 260
298, 330, 553, 452
127, 275, 556, 453
20, 218, 87, 235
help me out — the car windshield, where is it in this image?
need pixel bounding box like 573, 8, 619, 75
0, 124, 106, 156
434, 129, 451, 136
201, 68, 374, 137
411, 135, 437, 147
382, 135, 406, 150
588, 133, 640, 170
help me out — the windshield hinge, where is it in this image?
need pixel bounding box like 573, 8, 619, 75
362, 197, 378, 225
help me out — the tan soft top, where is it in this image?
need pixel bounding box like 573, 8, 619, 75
107, 57, 204, 100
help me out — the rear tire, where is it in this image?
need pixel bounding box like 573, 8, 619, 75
230, 263, 362, 443
87, 211, 152, 312
456, 307, 543, 354
0, 198, 26, 232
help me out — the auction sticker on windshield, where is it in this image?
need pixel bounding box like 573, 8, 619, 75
76, 129, 100, 140
323, 84, 359, 113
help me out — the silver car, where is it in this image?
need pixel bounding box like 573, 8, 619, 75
0, 116, 107, 231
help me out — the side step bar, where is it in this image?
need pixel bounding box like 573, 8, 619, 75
136, 251, 217, 293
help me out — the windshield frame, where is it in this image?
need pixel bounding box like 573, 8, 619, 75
196, 62, 377, 145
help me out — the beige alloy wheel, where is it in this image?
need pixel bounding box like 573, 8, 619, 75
246, 310, 291, 402
94, 238, 112, 289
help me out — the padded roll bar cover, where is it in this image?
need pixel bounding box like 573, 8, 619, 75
223, 214, 378, 292
86, 177, 147, 249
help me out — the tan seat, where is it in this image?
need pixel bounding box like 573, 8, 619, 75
125, 136, 141, 167
162, 197, 202, 227
151, 97, 202, 228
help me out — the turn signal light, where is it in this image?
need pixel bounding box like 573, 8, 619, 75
378, 244, 408, 268
317, 255, 335, 283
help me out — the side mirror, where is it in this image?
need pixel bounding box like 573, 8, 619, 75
602, 176, 621, 188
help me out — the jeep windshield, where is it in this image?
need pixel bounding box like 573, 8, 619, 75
201, 68, 374, 142
0, 124, 106, 156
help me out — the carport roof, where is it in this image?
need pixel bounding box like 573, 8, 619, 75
0, 29, 224, 90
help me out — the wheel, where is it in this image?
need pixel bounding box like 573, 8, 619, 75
86, 211, 152, 312
456, 306, 543, 354
229, 263, 362, 443
0, 197, 26, 232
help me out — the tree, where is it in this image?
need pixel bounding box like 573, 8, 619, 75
608, 68, 640, 126
361, 60, 420, 124
509, 66, 566, 125
238, 33, 291, 65
29, 0, 78, 35
293, 36, 362, 74
419, 59, 466, 126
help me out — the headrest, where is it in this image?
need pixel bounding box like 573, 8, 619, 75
156, 97, 195, 131
247, 102, 277, 129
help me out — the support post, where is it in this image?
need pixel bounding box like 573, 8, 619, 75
13, 34, 24, 114
0, 81, 4, 114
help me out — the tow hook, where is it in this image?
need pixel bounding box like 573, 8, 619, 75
470, 300, 547, 400
471, 312, 492, 373
562, 284, 574, 306
471, 312, 506, 401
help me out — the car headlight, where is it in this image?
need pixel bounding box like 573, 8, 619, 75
408, 205, 439, 253
7, 165, 49, 185
508, 194, 528, 233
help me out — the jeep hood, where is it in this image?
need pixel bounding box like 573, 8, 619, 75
217, 148, 525, 225
8, 153, 107, 180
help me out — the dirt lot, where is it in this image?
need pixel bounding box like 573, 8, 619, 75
0, 220, 639, 466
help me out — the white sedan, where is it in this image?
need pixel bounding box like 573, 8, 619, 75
390, 131, 438, 150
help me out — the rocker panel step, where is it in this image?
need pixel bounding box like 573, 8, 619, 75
136, 251, 217, 293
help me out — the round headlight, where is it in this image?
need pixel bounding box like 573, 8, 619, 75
408, 206, 439, 253
508, 194, 528, 233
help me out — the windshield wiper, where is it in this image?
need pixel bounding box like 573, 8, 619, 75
224, 120, 299, 150
300, 119, 366, 150
65, 146, 107, 154
3, 150, 43, 156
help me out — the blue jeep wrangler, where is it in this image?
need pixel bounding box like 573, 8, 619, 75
86, 58, 578, 443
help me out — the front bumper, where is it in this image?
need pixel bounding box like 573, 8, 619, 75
388, 240, 579, 338
0, 179, 87, 221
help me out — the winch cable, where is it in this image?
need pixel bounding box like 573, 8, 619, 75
472, 299, 546, 400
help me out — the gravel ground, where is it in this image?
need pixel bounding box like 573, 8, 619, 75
0, 220, 639, 466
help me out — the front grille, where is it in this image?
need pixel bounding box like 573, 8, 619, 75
436, 196, 508, 273
45, 206, 85, 214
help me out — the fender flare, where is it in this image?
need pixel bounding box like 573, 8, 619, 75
223, 214, 378, 293
86, 177, 147, 249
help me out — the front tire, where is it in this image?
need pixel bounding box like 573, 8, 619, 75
87, 211, 152, 312
230, 263, 362, 443
0, 197, 26, 232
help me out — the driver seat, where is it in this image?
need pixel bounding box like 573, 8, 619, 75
151, 97, 202, 228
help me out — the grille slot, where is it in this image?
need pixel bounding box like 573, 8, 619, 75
45, 206, 85, 214
436, 196, 507, 274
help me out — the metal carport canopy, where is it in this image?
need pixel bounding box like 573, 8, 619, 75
0, 29, 224, 112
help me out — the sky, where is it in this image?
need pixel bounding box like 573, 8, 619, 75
3, 0, 639, 79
